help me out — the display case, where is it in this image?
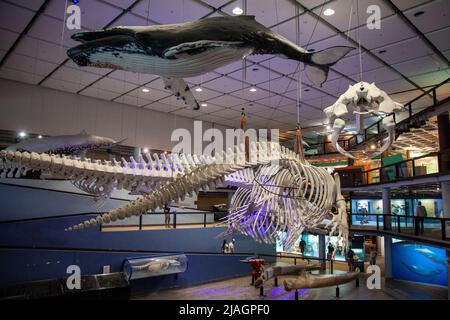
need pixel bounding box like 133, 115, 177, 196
123, 254, 188, 280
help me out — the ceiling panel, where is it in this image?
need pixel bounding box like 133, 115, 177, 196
392, 0, 432, 11
0, 66, 41, 84
256, 75, 298, 93
115, 94, 154, 107
126, 87, 171, 101
81, 87, 121, 100
426, 26, 450, 53
229, 86, 272, 101
356, 15, 416, 50
193, 112, 228, 123
354, 66, 403, 84
409, 68, 450, 87
41, 77, 85, 93
48, 66, 103, 87
203, 76, 250, 93
332, 50, 384, 76
403, 0, 449, 34
13, 36, 68, 64
1, 53, 57, 78
0, 28, 19, 51
311, 0, 394, 32
132, 0, 212, 24
228, 64, 277, 85
209, 108, 242, 119
0, 1, 34, 33
371, 37, 435, 65
144, 101, 181, 113
109, 71, 158, 86
221, 0, 298, 27
193, 102, 224, 113
207, 94, 247, 107
5, 0, 46, 11
101, 0, 137, 10
392, 55, 447, 77
230, 102, 271, 114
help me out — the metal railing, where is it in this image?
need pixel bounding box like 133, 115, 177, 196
339, 149, 450, 187
305, 78, 450, 157
350, 213, 450, 241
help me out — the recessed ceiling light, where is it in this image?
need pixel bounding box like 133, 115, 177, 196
143, 148, 149, 153
414, 11, 425, 17
142, 88, 150, 93
195, 87, 203, 92
323, 8, 335, 16
232, 7, 243, 15
370, 144, 376, 150
304, 88, 310, 92
18, 131, 26, 138
38, 135, 43, 139
307, 48, 316, 52
201, 103, 208, 107
378, 49, 387, 54
326, 125, 331, 130
249, 87, 257, 92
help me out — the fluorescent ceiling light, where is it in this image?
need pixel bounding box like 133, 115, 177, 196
232, 7, 243, 15
142, 88, 150, 93
323, 8, 335, 16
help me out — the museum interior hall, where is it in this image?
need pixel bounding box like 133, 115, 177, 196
0, 0, 449, 303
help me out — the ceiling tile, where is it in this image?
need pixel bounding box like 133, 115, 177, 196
206, 94, 247, 108
109, 71, 158, 86
91, 76, 138, 94
14, 36, 68, 65
209, 108, 242, 119
230, 102, 271, 114
403, 0, 450, 33
49, 66, 102, 86
144, 101, 180, 113
372, 37, 436, 65
0, 28, 19, 51
127, 87, 171, 101
203, 77, 249, 94
392, 55, 448, 77
115, 94, 153, 107
0, 66, 41, 84
426, 26, 450, 53
81, 87, 120, 100
0, 1, 34, 33
356, 15, 416, 50
333, 51, 384, 75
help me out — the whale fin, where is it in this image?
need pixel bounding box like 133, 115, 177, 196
305, 46, 354, 86
305, 64, 328, 86
162, 77, 200, 110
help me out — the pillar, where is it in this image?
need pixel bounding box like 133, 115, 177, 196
438, 112, 450, 172
318, 234, 326, 270
383, 236, 392, 280
442, 182, 450, 219
447, 250, 450, 300
382, 187, 391, 230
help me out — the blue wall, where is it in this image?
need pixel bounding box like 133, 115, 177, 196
0, 214, 275, 292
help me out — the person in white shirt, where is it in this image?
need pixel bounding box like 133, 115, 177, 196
228, 239, 236, 254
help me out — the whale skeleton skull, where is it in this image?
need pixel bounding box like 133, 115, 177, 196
324, 82, 405, 159
0, 141, 349, 249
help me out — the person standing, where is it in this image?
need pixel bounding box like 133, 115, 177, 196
299, 239, 306, 255
228, 239, 236, 254
369, 248, 377, 266
164, 203, 171, 228
415, 201, 427, 233
347, 246, 355, 272
221, 239, 228, 253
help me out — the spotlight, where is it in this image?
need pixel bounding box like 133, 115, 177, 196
249, 87, 257, 92
142, 88, 150, 93
323, 8, 335, 16
195, 87, 203, 92
18, 131, 26, 138
38, 135, 43, 139
326, 125, 331, 130
143, 148, 149, 153
370, 144, 376, 150
201, 103, 208, 107
232, 7, 243, 15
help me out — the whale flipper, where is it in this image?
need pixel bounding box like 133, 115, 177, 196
305, 46, 354, 86
162, 77, 200, 110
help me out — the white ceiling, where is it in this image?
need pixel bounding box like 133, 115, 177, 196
0, 0, 449, 138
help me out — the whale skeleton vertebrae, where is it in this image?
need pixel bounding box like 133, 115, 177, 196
0, 141, 349, 248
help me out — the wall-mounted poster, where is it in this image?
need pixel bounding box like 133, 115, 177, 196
392, 241, 448, 287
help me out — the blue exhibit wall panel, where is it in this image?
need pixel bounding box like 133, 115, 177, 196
0, 215, 275, 290
392, 241, 448, 287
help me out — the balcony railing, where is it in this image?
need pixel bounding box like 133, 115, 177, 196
339, 149, 450, 188
350, 213, 450, 242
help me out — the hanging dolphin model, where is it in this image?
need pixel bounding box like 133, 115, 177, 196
6, 133, 124, 154
67, 15, 354, 110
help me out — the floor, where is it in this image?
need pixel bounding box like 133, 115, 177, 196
134, 273, 448, 300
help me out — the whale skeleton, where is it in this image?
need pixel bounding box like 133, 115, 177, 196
283, 270, 360, 291
67, 15, 354, 110
0, 138, 348, 249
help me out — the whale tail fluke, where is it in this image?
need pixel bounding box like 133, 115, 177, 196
305, 46, 354, 86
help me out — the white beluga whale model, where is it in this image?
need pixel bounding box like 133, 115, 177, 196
324, 82, 404, 159
67, 15, 354, 110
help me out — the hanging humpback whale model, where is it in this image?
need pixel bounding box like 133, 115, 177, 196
6, 133, 123, 154
67, 15, 354, 110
